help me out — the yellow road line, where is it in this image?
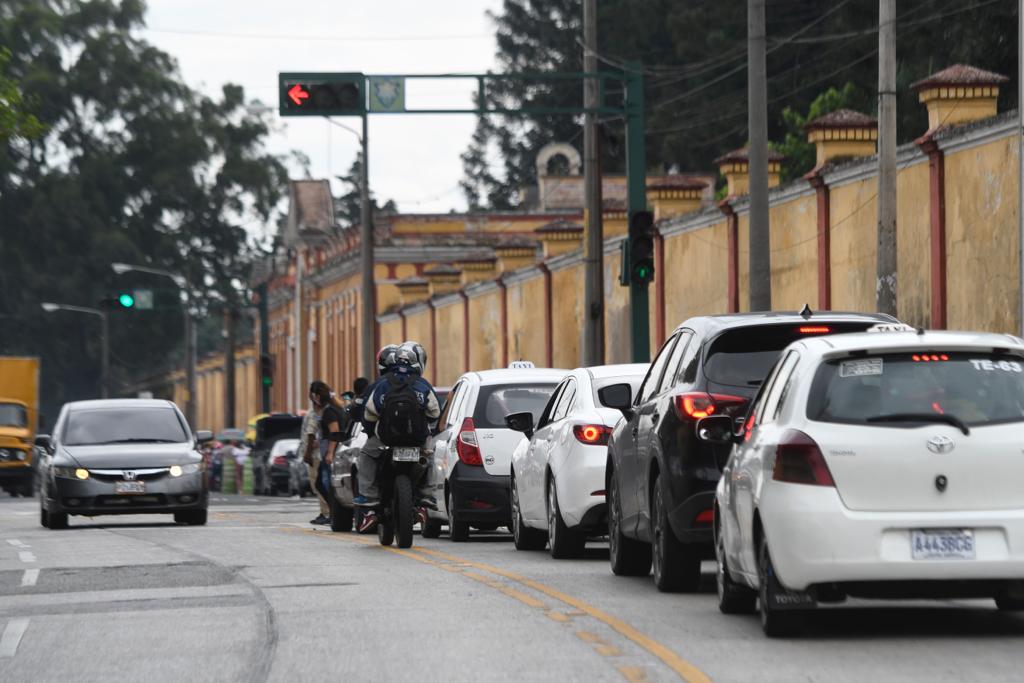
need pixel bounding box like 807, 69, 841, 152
620, 665, 652, 683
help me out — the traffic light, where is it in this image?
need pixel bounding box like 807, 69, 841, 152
627, 210, 656, 285
260, 354, 274, 388
117, 293, 135, 308
279, 73, 365, 117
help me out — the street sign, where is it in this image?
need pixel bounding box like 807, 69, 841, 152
278, 72, 365, 116
133, 289, 154, 310
368, 77, 405, 112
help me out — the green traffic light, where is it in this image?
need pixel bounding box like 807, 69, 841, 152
118, 293, 135, 308
261, 376, 272, 387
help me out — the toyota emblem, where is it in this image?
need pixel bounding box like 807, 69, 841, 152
926, 435, 955, 454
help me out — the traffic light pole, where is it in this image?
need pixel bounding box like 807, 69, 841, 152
624, 66, 650, 363
359, 115, 376, 380
257, 281, 271, 413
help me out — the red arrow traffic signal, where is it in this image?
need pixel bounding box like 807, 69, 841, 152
288, 84, 309, 106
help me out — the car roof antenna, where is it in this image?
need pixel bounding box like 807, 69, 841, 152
799, 303, 813, 320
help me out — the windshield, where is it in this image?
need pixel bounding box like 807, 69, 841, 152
0, 403, 27, 428
704, 322, 879, 388
473, 383, 558, 428
808, 352, 1024, 427
64, 407, 189, 446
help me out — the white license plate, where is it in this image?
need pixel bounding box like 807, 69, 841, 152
114, 481, 146, 495
392, 447, 420, 462
911, 528, 975, 560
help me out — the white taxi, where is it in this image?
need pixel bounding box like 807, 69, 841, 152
705, 328, 1024, 636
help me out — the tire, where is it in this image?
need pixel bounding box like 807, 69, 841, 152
996, 596, 1024, 611
377, 514, 395, 546
330, 494, 353, 532
447, 488, 469, 542
48, 510, 68, 529
175, 509, 208, 526
608, 471, 652, 576
548, 476, 585, 559
511, 472, 547, 551
758, 536, 803, 637
394, 474, 415, 549
421, 518, 443, 539
716, 519, 757, 614
652, 475, 701, 593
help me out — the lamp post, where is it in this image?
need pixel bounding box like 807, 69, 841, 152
110, 263, 195, 427
41, 303, 109, 398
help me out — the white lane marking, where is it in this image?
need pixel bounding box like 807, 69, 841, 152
0, 618, 29, 657
20, 569, 39, 587
17, 551, 35, 563
246, 498, 259, 502
6, 540, 28, 549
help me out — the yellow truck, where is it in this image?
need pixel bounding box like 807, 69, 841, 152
0, 357, 40, 497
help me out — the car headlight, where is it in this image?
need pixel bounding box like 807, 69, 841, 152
53, 467, 89, 480
169, 463, 203, 477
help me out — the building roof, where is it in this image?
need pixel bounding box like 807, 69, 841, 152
714, 147, 786, 165
646, 175, 709, 191
423, 264, 461, 276
290, 180, 335, 232
804, 108, 878, 131
536, 174, 716, 211
534, 219, 583, 235
910, 64, 1008, 92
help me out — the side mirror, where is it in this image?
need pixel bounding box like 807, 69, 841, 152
34, 434, 52, 453
696, 416, 738, 445
504, 411, 535, 439
598, 383, 634, 419
195, 430, 214, 444
286, 451, 298, 460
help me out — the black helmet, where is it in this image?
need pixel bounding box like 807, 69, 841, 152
376, 344, 399, 373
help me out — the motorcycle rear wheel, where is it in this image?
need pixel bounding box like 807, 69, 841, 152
394, 474, 415, 549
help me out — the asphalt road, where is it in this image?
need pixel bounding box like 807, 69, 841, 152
1, 494, 1022, 682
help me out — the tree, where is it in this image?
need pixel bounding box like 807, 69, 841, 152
334, 156, 397, 229
0, 48, 43, 142
774, 83, 865, 181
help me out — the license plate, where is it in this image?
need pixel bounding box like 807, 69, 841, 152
392, 447, 420, 462
114, 481, 146, 495
911, 528, 975, 560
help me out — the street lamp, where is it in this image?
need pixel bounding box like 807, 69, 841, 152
40, 303, 110, 399
110, 263, 195, 427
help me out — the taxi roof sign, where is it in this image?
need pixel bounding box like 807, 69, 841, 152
866, 323, 916, 333
508, 361, 536, 369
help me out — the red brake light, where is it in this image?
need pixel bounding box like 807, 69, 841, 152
673, 392, 747, 420
272, 456, 287, 466
456, 417, 483, 466
798, 326, 831, 334
772, 430, 834, 487
912, 353, 950, 362
573, 424, 612, 445
695, 509, 714, 525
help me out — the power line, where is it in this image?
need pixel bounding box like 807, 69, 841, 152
142, 27, 493, 43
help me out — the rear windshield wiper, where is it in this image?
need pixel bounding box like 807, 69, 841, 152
866, 413, 970, 436
100, 438, 180, 444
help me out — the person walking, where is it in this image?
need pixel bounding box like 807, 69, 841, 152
303, 382, 330, 525
232, 440, 249, 494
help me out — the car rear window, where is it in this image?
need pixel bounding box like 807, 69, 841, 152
808, 352, 1024, 427
703, 322, 878, 388
473, 383, 558, 429
64, 407, 189, 446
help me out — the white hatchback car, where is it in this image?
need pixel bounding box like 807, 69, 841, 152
507, 364, 647, 557
708, 329, 1024, 636
425, 363, 565, 542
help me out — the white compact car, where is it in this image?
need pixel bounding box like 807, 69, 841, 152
707, 328, 1024, 636
425, 363, 565, 542
508, 364, 647, 557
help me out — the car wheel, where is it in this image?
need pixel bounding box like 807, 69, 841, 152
447, 488, 469, 543
608, 471, 652, 576
174, 509, 208, 526
652, 475, 701, 593
511, 472, 546, 551
548, 476, 585, 559
330, 494, 353, 532
48, 510, 68, 529
421, 518, 443, 539
996, 596, 1024, 611
758, 536, 803, 637
716, 519, 757, 614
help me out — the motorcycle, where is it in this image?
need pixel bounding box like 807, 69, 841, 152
375, 445, 429, 549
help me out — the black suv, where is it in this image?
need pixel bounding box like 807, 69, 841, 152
600, 310, 896, 592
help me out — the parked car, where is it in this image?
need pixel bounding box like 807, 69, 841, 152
601, 310, 897, 592
507, 364, 647, 557
329, 421, 368, 532
252, 414, 302, 495
268, 437, 301, 495
38, 399, 210, 528
707, 327, 1024, 635
425, 363, 565, 542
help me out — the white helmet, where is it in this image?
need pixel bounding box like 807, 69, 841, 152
401, 340, 427, 374
394, 345, 420, 372
377, 344, 400, 373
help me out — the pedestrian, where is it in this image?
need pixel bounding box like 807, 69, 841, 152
301, 383, 329, 525
232, 440, 250, 494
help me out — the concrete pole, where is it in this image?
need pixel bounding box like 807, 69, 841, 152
184, 292, 196, 429
582, 0, 605, 366
747, 0, 772, 311
359, 116, 376, 379
876, 0, 898, 316
100, 310, 109, 399
224, 308, 236, 428
294, 249, 303, 413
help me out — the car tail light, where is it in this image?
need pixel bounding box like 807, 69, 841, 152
798, 326, 832, 334
772, 430, 834, 487
695, 509, 714, 525
272, 456, 287, 466
456, 417, 483, 466
673, 392, 747, 420
573, 424, 612, 445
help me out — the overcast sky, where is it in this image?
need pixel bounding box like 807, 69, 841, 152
141, 0, 504, 221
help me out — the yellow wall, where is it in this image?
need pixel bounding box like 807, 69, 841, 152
604, 250, 631, 363
551, 266, 584, 368
737, 213, 750, 312
434, 300, 465, 387
662, 220, 731, 327
828, 177, 877, 313
468, 288, 503, 372
896, 160, 932, 326
768, 192, 818, 310
379, 316, 403, 348
403, 307, 434, 382
507, 275, 548, 366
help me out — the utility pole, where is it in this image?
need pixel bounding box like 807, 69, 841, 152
359, 118, 376, 378
293, 249, 303, 413
747, 0, 772, 311
224, 308, 236, 429
876, 0, 898, 316
1018, 0, 1023, 335
256, 281, 271, 413
582, 0, 604, 366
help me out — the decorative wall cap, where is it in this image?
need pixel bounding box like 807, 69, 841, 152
396, 276, 429, 289
493, 245, 536, 257
804, 108, 878, 131
602, 198, 627, 211
910, 64, 1008, 92
423, 264, 461, 277
714, 147, 785, 165
534, 219, 584, 238
645, 175, 708, 191
457, 258, 498, 271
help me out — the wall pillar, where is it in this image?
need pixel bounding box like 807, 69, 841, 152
540, 264, 554, 367
654, 232, 666, 344
918, 136, 947, 328
719, 200, 740, 313
429, 302, 438, 386
806, 173, 832, 310
460, 291, 470, 373
498, 279, 509, 368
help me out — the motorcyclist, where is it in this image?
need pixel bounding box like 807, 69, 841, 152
353, 342, 440, 526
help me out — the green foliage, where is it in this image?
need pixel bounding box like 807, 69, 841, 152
0, 0, 288, 421
0, 48, 44, 141
775, 83, 862, 181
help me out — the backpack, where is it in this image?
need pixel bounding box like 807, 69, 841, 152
376, 374, 429, 447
